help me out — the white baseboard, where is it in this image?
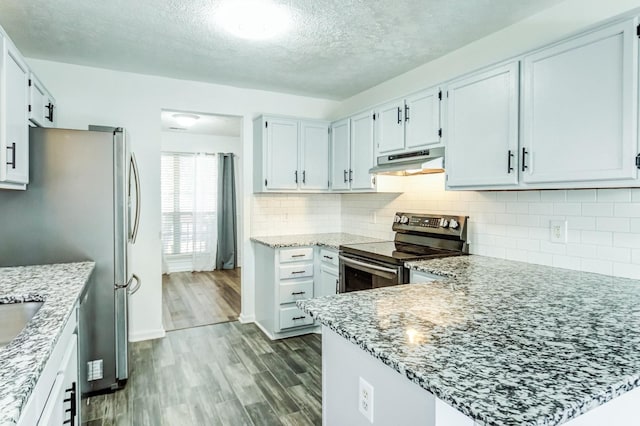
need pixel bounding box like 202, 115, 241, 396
129, 328, 166, 342
238, 313, 255, 323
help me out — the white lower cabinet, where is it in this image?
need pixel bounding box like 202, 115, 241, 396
409, 270, 445, 284
318, 248, 339, 297
255, 244, 316, 339
19, 303, 79, 426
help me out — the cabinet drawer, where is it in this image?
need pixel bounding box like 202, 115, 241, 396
279, 306, 314, 330
279, 263, 313, 280
279, 280, 314, 304
319, 248, 338, 266
280, 247, 313, 263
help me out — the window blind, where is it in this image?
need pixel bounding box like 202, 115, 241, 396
161, 152, 218, 256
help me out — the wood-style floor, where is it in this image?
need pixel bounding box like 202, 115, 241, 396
162, 269, 241, 331
82, 322, 322, 426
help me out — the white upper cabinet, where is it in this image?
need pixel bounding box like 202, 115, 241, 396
405, 87, 441, 150
266, 117, 299, 190
375, 88, 442, 156
330, 118, 350, 191
253, 115, 330, 193
300, 120, 330, 190
29, 74, 56, 128
521, 18, 638, 184
1, 37, 30, 186
375, 100, 405, 154
350, 110, 376, 191
445, 61, 520, 188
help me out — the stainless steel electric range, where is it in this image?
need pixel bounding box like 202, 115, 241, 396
338, 212, 469, 293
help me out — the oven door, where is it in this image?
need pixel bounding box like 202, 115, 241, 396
339, 254, 404, 293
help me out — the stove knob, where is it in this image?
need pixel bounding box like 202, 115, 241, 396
394, 215, 401, 223
440, 218, 449, 228
449, 218, 459, 229
400, 215, 409, 224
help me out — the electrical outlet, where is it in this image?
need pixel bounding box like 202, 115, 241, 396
550, 220, 567, 244
370, 212, 377, 224
359, 377, 374, 423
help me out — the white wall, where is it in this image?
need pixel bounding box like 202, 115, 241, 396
160, 132, 244, 272
332, 0, 640, 118
28, 58, 339, 340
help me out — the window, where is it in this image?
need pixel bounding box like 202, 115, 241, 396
161, 152, 218, 256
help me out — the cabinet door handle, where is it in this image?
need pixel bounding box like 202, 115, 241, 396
323, 255, 334, 260
63, 382, 77, 425
292, 316, 306, 320
343, 169, 348, 183
291, 270, 306, 274
397, 107, 402, 124
349, 169, 353, 182
302, 170, 306, 184
404, 104, 410, 122
521, 148, 529, 172
291, 291, 306, 295
6, 143, 16, 169
336, 278, 340, 294
294, 170, 298, 183
507, 150, 514, 173
291, 254, 306, 258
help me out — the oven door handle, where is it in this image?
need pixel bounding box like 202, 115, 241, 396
339, 255, 399, 275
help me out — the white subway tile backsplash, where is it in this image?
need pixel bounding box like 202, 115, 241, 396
496, 192, 518, 201
540, 241, 567, 255
597, 188, 631, 202
632, 249, 640, 264
517, 191, 541, 202
506, 203, 529, 214
528, 202, 553, 215
613, 233, 640, 249
595, 217, 630, 233
596, 246, 631, 263
613, 263, 640, 279
614, 203, 640, 218
631, 218, 640, 233
552, 255, 582, 270
567, 243, 597, 259
580, 259, 613, 275
566, 216, 596, 231
517, 239, 540, 251
633, 189, 640, 202
553, 203, 581, 216
567, 189, 597, 202
581, 231, 613, 246
581, 203, 614, 217
540, 190, 566, 202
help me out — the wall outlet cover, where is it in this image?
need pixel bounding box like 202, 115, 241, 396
359, 377, 374, 423
550, 220, 568, 244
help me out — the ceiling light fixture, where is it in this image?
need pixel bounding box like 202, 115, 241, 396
215, 0, 292, 40
172, 113, 200, 127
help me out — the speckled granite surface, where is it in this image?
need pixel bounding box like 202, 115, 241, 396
251, 232, 383, 249
299, 255, 640, 426
0, 262, 94, 425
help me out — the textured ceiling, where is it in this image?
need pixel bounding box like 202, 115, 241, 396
161, 110, 242, 136
0, 0, 563, 99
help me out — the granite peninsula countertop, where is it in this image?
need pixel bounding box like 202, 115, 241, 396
0, 262, 95, 425
251, 232, 383, 249
298, 255, 640, 426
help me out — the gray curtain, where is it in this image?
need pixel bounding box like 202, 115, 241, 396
216, 153, 237, 269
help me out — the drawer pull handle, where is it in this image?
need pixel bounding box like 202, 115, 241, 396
292, 316, 306, 320
291, 254, 306, 258
323, 255, 334, 260
291, 271, 306, 274
291, 291, 306, 295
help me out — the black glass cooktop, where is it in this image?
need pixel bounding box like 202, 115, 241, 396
340, 241, 461, 265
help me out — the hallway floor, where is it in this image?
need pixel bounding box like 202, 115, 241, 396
82, 321, 322, 425
162, 269, 241, 331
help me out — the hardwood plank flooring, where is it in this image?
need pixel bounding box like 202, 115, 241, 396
81, 322, 322, 426
162, 268, 241, 331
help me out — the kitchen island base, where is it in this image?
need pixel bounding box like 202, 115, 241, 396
323, 326, 640, 426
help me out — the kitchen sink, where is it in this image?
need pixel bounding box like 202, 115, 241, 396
0, 301, 44, 348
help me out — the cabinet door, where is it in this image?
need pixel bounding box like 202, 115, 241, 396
445, 61, 520, 187
29, 74, 47, 127
319, 264, 339, 297
265, 118, 299, 190
350, 111, 376, 190
405, 88, 441, 149
375, 100, 405, 154
330, 119, 350, 190
2, 41, 30, 184
300, 121, 329, 190
522, 19, 638, 184
60, 335, 79, 426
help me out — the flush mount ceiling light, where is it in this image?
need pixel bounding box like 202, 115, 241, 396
215, 0, 292, 40
172, 113, 200, 127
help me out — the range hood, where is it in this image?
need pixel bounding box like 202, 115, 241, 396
369, 147, 445, 176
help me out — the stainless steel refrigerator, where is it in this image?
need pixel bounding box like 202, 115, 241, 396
0, 126, 141, 395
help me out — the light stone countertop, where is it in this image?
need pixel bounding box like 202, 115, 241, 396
298, 255, 640, 426
0, 262, 94, 425
250, 232, 383, 250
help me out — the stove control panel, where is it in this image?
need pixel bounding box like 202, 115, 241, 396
393, 212, 468, 237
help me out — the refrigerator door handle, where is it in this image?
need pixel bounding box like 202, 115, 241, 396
129, 153, 141, 243
128, 273, 141, 294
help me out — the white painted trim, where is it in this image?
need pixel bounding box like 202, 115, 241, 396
129, 328, 166, 342
238, 313, 255, 323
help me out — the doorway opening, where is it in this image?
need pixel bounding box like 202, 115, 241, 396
159, 109, 243, 331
